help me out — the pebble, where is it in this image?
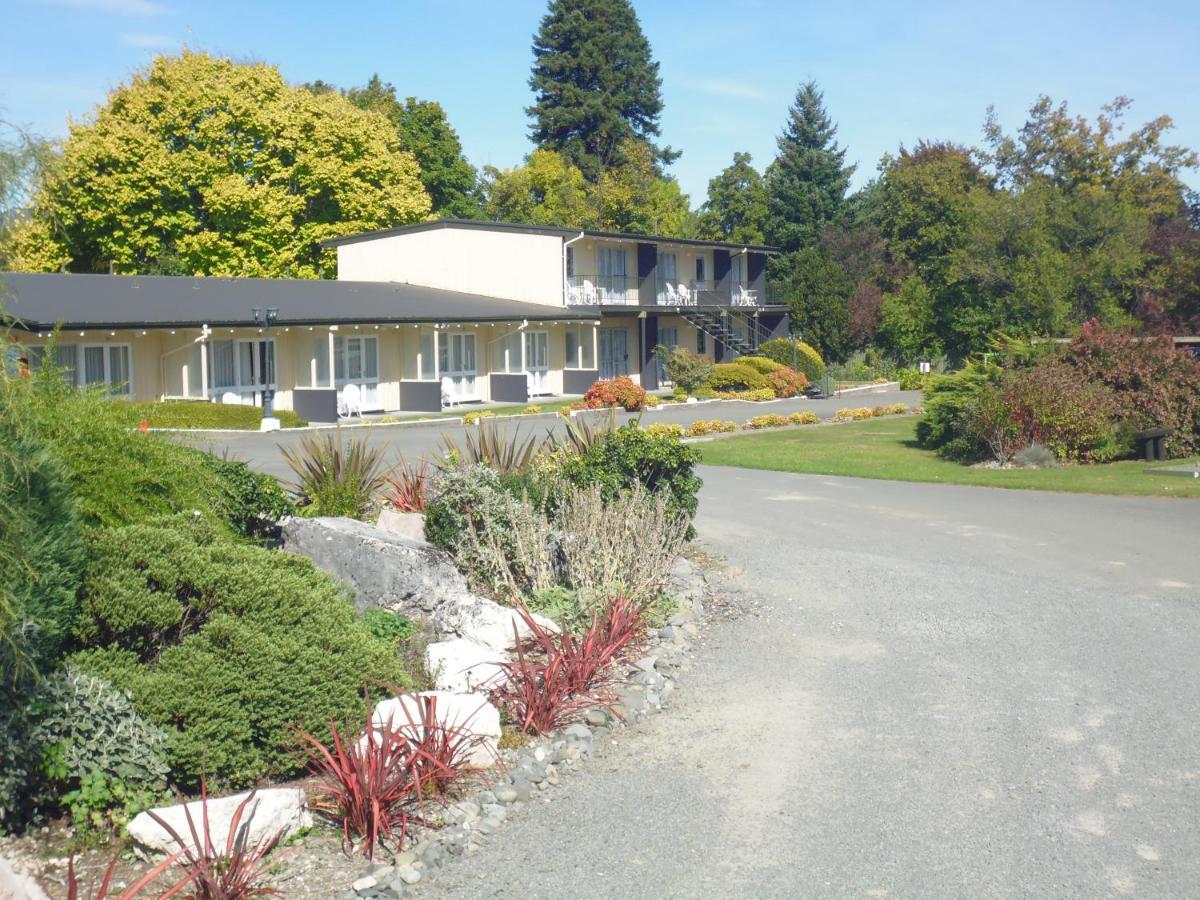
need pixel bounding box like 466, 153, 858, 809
352, 876, 378, 892
493, 786, 519, 804
396, 865, 421, 885
584, 708, 608, 726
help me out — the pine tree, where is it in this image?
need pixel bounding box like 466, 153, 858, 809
528, 0, 677, 182
766, 81, 855, 252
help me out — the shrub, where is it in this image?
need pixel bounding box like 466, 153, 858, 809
362, 610, 419, 647
523, 405, 542, 414
1015, 443, 1058, 469
384, 458, 429, 513
756, 337, 826, 381
707, 362, 768, 392
896, 368, 929, 391
582, 376, 647, 412
643, 422, 685, 439
276, 409, 308, 429
834, 407, 874, 421
765, 367, 807, 398
715, 388, 777, 402
644, 393, 660, 408
424, 464, 514, 580
203, 456, 292, 541
463, 410, 495, 425
685, 419, 738, 436
788, 412, 820, 425
664, 348, 714, 395
0, 417, 86, 686
488, 598, 645, 735
1000, 361, 1122, 462
281, 429, 390, 519
915, 362, 1003, 461
885, 403, 909, 415
962, 383, 1024, 465
734, 356, 784, 375
69, 518, 407, 788
744, 415, 791, 429
563, 424, 702, 532
1063, 321, 1200, 457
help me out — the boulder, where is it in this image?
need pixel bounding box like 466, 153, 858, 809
376, 508, 427, 543
127, 788, 311, 858
432, 595, 558, 652
372, 692, 501, 769
0, 856, 49, 900
280, 516, 472, 615
425, 638, 507, 693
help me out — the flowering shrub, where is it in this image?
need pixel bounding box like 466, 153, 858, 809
523, 405, 542, 414
834, 407, 875, 421
744, 414, 791, 429
1063, 320, 1200, 457
644, 394, 660, 408
885, 403, 908, 415
999, 361, 1122, 462
684, 419, 737, 436
715, 388, 777, 402
583, 376, 648, 412
765, 367, 807, 398
706, 363, 769, 392
463, 410, 496, 425
788, 411, 820, 425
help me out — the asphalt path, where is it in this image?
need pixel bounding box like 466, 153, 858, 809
428, 466, 1200, 898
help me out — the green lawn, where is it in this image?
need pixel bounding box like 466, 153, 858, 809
699, 415, 1200, 498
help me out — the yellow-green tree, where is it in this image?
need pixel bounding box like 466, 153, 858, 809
6, 51, 431, 278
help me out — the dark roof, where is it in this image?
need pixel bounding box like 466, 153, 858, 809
321, 218, 781, 254
0, 272, 593, 331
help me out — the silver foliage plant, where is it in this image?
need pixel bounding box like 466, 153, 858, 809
30, 667, 170, 787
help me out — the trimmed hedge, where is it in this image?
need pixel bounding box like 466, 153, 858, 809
124, 402, 307, 430
707, 363, 769, 392
756, 338, 826, 382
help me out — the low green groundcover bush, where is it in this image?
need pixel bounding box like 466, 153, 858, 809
69, 518, 409, 788
707, 362, 769, 393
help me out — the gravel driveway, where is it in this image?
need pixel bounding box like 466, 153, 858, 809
428, 466, 1200, 898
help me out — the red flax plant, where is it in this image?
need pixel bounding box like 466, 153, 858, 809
146, 783, 286, 899
385, 458, 429, 512
488, 596, 647, 735
296, 692, 483, 859
67, 849, 188, 899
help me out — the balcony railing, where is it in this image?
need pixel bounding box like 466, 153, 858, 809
565, 274, 639, 305
565, 274, 786, 307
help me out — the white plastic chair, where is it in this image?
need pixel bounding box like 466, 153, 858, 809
340, 383, 362, 419
582, 279, 598, 305
441, 376, 458, 408
676, 283, 693, 306
736, 286, 758, 306
664, 283, 679, 305
220, 391, 241, 405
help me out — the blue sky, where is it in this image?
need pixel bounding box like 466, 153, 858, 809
4, 0, 1198, 202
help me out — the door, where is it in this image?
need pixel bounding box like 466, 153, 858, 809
336, 335, 380, 411
657, 252, 677, 304
657, 326, 678, 383
524, 330, 549, 395
440, 332, 478, 402
598, 328, 629, 380
597, 248, 628, 303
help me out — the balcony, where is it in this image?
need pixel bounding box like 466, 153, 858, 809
566, 274, 786, 308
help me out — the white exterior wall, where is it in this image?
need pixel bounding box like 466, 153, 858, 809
336, 228, 566, 306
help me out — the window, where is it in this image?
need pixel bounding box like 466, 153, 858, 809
564, 324, 594, 369
697, 329, 707, 354
419, 329, 436, 380
657, 327, 678, 383
598, 248, 628, 301
731, 254, 743, 286
565, 245, 576, 278
695, 256, 706, 283
208, 338, 274, 391
210, 340, 236, 389
27, 343, 79, 384
335, 335, 377, 383
81, 344, 131, 395
502, 331, 523, 373
311, 336, 331, 387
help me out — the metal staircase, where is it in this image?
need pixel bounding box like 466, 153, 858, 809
678, 308, 772, 357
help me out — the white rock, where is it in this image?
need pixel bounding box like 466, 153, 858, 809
433, 595, 558, 652
127, 788, 311, 858
371, 692, 501, 770
425, 638, 507, 693
376, 508, 427, 543
0, 855, 50, 900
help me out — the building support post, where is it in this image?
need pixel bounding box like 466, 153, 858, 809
200, 326, 210, 402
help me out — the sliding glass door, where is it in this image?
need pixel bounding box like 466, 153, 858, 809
439, 332, 478, 402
